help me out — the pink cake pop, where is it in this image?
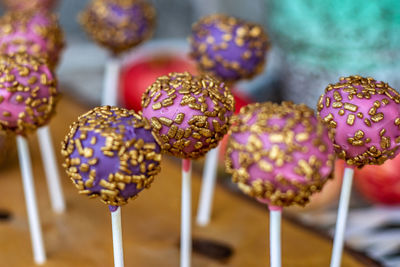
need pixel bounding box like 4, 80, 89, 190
141, 72, 235, 159
0, 53, 59, 135
1, 0, 58, 11
226, 101, 335, 207
0, 11, 65, 69
317, 75, 400, 167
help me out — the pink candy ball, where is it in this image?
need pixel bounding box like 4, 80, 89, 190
226, 102, 335, 207
0, 53, 59, 135
141, 72, 235, 159
0, 11, 65, 69
318, 75, 400, 167
1, 0, 57, 11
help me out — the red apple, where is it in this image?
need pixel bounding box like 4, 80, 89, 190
354, 155, 400, 205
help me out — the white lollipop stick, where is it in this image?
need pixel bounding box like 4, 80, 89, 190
196, 145, 220, 226
111, 206, 124, 267
181, 159, 192, 267
37, 126, 66, 214
269, 207, 281, 267
16, 136, 46, 265
330, 167, 354, 267
102, 56, 120, 106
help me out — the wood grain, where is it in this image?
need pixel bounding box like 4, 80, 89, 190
0, 96, 364, 266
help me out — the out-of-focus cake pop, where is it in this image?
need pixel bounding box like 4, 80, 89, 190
0, 52, 58, 135
141, 72, 235, 159
226, 101, 335, 207
61, 105, 162, 206
190, 14, 269, 83
79, 0, 156, 55
0, 10, 65, 69
318, 75, 400, 167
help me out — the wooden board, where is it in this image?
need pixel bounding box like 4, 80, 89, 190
0, 96, 367, 266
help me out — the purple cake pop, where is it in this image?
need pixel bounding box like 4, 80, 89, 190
225, 102, 335, 207
0, 53, 59, 135
0, 10, 65, 69
190, 14, 269, 83
318, 75, 400, 167
141, 72, 235, 159
61, 106, 162, 206
79, 0, 156, 55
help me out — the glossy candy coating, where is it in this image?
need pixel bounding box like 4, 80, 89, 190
318, 75, 400, 167
190, 14, 269, 83
226, 102, 335, 207
79, 0, 155, 55
141, 72, 235, 159
61, 106, 162, 206
0, 53, 58, 135
0, 10, 65, 69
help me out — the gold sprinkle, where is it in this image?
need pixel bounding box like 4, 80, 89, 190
371, 113, 384, 123
159, 117, 173, 126
347, 114, 355, 125
152, 102, 162, 110
174, 113, 185, 124
344, 103, 358, 112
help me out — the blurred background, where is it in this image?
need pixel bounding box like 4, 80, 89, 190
2, 0, 400, 266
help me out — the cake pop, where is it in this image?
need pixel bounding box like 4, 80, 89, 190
317, 75, 400, 267
0, 10, 65, 69
61, 105, 162, 206
141, 72, 235, 159
225, 101, 335, 267
0, 52, 60, 264
0, 53, 59, 135
318, 75, 400, 167
190, 13, 270, 226
61, 106, 162, 266
226, 101, 335, 207
1, 0, 58, 11
141, 71, 234, 267
190, 14, 269, 83
79, 0, 156, 56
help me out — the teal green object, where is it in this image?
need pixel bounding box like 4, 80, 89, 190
266, 0, 400, 71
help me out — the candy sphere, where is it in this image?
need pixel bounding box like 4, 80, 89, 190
61, 106, 162, 206
225, 102, 335, 207
0, 53, 58, 135
190, 14, 269, 83
317, 75, 400, 167
79, 0, 156, 55
1, 0, 58, 11
0, 11, 65, 69
141, 72, 235, 159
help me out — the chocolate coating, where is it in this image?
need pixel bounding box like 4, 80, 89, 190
190, 14, 269, 83
0, 53, 58, 135
318, 75, 400, 167
0, 10, 65, 69
79, 0, 156, 55
61, 106, 162, 206
141, 72, 235, 159
225, 102, 335, 207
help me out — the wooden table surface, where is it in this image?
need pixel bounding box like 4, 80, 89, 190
0, 96, 367, 266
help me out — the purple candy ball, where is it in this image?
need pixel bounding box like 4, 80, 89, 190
79, 0, 156, 55
61, 106, 162, 206
190, 14, 269, 83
